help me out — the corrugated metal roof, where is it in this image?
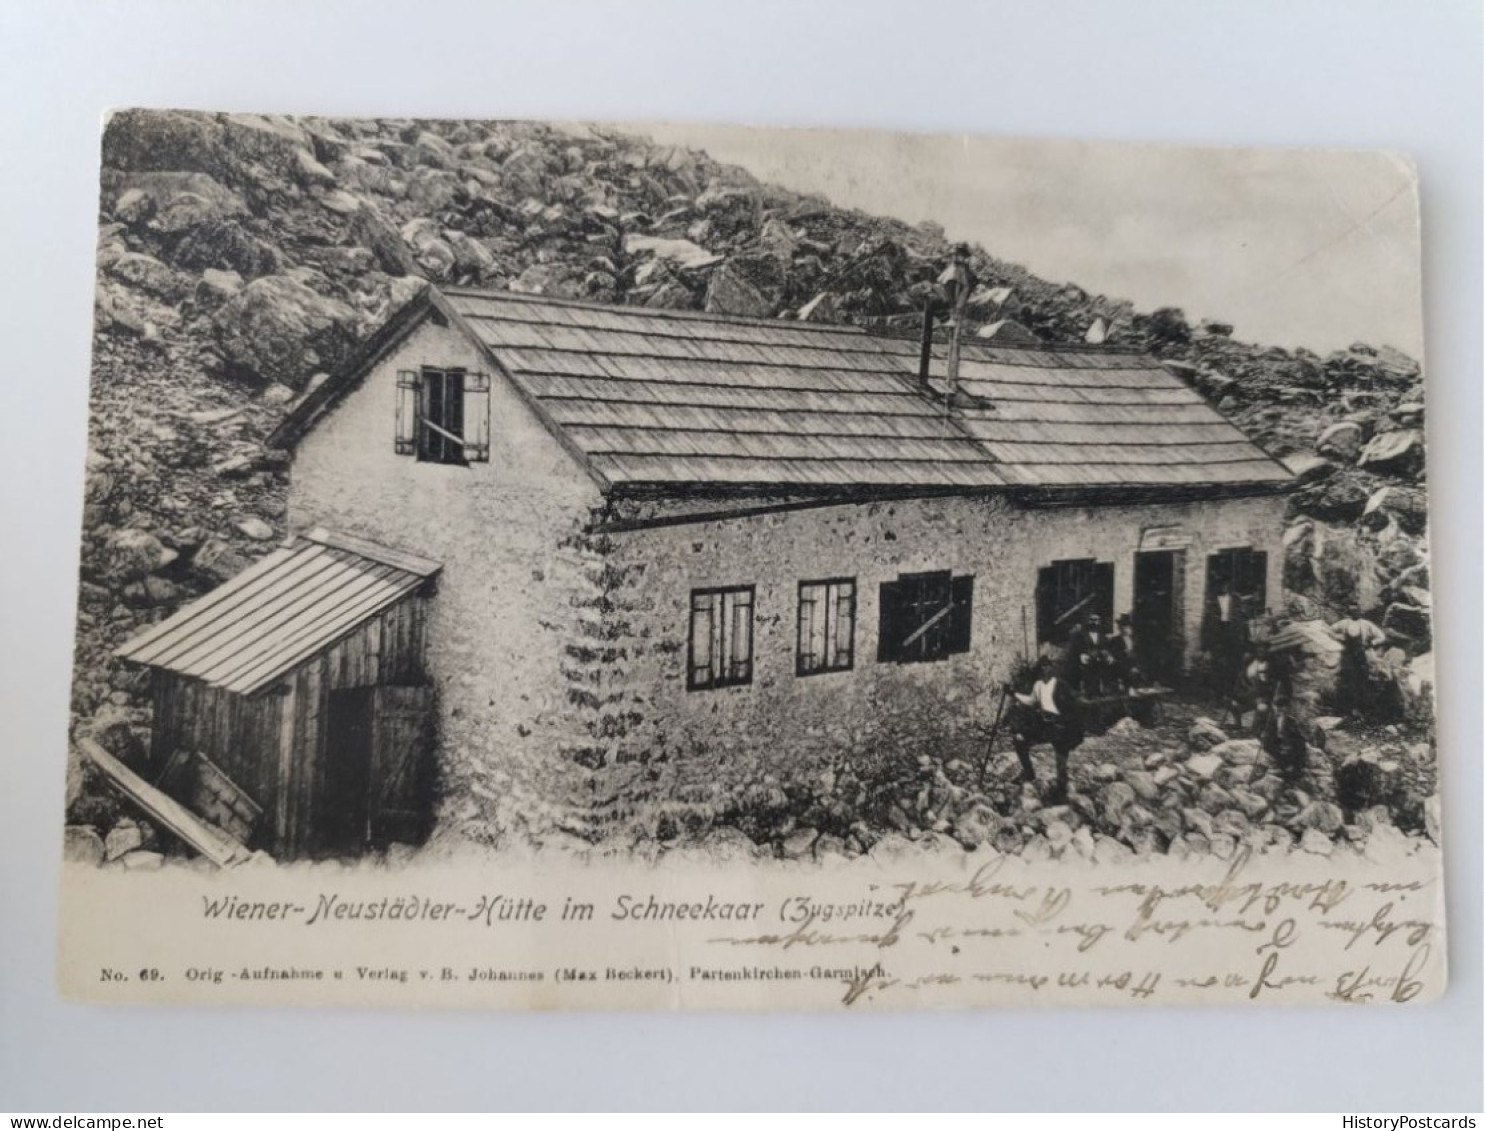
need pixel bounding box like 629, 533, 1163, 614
115, 528, 441, 696
434, 287, 1291, 492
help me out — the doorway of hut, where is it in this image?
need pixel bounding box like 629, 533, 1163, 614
321, 684, 437, 858
1133, 550, 1184, 684
324, 687, 376, 855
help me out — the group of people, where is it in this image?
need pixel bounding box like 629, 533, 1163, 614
1002, 596, 1323, 802
1063, 612, 1142, 696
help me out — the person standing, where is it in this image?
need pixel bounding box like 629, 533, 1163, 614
1332, 612, 1387, 717
1010, 656, 1085, 802
1109, 612, 1141, 689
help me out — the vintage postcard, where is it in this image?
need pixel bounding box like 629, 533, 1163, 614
59, 111, 1443, 1008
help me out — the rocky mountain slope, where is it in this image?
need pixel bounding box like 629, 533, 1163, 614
71, 110, 1434, 852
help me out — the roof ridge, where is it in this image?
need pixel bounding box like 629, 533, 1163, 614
438, 285, 870, 336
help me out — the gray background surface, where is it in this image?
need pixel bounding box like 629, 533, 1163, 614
0, 0, 1479, 1112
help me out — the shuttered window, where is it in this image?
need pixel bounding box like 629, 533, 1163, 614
394, 368, 490, 463
688, 586, 755, 691
877, 571, 973, 663
797, 578, 855, 675
1036, 558, 1114, 646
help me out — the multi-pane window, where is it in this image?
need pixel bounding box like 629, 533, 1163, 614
878, 570, 973, 663
395, 367, 491, 463
1203, 546, 1268, 640
797, 578, 856, 675
1036, 558, 1114, 646
688, 586, 755, 691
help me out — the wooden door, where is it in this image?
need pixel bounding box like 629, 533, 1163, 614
1134, 550, 1184, 681
323, 687, 376, 854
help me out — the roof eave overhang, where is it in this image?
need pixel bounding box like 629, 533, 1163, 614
1010, 477, 1296, 508
266, 284, 440, 450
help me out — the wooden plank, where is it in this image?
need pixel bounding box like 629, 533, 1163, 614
133, 546, 346, 669
125, 546, 340, 666
303, 528, 442, 577
215, 569, 417, 694
275, 679, 297, 851
367, 614, 384, 685
161, 552, 368, 679
116, 546, 301, 660
78, 738, 259, 867
302, 659, 326, 857
192, 562, 404, 688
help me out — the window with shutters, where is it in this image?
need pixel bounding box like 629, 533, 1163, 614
797, 578, 856, 676
395, 367, 490, 464
877, 570, 973, 663
1036, 558, 1114, 646
688, 586, 755, 691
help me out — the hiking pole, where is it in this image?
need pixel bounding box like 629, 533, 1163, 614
979, 683, 1010, 790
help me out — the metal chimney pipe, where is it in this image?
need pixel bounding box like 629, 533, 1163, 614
918, 303, 934, 387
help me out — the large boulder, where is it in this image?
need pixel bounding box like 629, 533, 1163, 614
106, 170, 248, 234
1313, 525, 1385, 613
100, 527, 177, 582
1362, 485, 1429, 534
212, 275, 360, 387
101, 109, 233, 179
623, 234, 722, 272
63, 826, 106, 866
1282, 453, 1334, 483
219, 113, 316, 178
170, 216, 284, 278
1293, 471, 1371, 522
399, 218, 456, 280
1358, 429, 1425, 477
950, 803, 1002, 851
1381, 601, 1431, 647
509, 262, 583, 298
1207, 739, 1262, 766
1316, 420, 1366, 461
106, 252, 189, 301
703, 262, 772, 318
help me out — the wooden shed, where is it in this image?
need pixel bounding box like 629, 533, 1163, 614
113, 527, 441, 860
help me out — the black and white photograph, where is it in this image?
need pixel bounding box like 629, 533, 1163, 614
71, 113, 1438, 867
46, 108, 1453, 1013
1, 0, 1479, 1116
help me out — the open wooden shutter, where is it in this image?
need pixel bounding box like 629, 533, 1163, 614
369, 685, 436, 846
688, 592, 715, 689
1094, 561, 1115, 627
395, 370, 422, 455
1035, 566, 1056, 647
947, 574, 974, 654
464, 371, 490, 462
1247, 550, 1268, 615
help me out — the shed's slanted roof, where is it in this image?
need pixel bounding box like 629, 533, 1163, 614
437, 287, 1288, 493
115, 528, 441, 695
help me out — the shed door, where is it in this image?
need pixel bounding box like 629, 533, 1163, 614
369, 685, 436, 847
324, 687, 376, 854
